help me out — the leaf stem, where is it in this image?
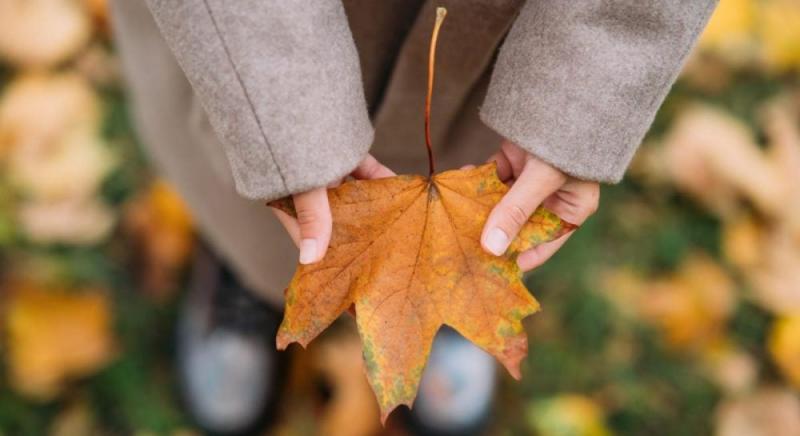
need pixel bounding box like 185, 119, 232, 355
425, 7, 447, 177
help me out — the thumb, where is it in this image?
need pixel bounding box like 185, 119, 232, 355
481, 160, 565, 256
293, 187, 332, 264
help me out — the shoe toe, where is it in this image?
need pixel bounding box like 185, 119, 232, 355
412, 329, 497, 434
184, 330, 273, 433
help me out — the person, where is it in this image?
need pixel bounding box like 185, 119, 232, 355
109, 1, 718, 434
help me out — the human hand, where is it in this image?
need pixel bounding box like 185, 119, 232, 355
481, 140, 599, 271
270, 154, 395, 265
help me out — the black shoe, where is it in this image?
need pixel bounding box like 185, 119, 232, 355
176, 244, 285, 435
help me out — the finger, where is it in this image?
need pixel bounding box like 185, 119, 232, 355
517, 182, 598, 271
460, 164, 476, 170
500, 140, 532, 178
271, 207, 301, 245
293, 187, 332, 264
517, 233, 572, 271
541, 180, 600, 225
351, 154, 396, 180
487, 151, 513, 182
481, 160, 566, 256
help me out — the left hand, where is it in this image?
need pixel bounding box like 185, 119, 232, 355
480, 140, 600, 271
271, 154, 395, 265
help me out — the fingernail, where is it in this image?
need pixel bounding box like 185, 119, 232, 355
299, 238, 318, 264
483, 228, 509, 256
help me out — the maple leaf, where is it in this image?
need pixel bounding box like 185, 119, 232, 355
270, 163, 575, 419
269, 7, 576, 420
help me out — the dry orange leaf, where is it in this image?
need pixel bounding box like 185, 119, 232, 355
270, 163, 575, 419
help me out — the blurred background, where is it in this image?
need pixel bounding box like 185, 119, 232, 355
1, 0, 799, 435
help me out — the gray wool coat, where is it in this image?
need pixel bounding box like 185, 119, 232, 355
110, 0, 717, 303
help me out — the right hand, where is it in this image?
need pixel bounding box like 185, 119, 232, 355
480, 140, 599, 271
270, 154, 395, 265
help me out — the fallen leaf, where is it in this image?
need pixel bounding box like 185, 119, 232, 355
527, 394, 612, 436
697, 0, 757, 66
758, 0, 800, 72
722, 214, 764, 271
601, 266, 648, 320
50, 399, 95, 436
314, 328, 381, 436
0, 0, 92, 69
9, 127, 114, 202
768, 315, 800, 388
0, 72, 99, 163
661, 105, 782, 219
2, 282, 116, 400
0, 73, 114, 202
637, 253, 737, 351
762, 99, 800, 237
270, 162, 575, 420
743, 226, 800, 314
74, 44, 119, 87
123, 180, 194, 300
83, 0, 108, 31
18, 196, 115, 245
715, 387, 800, 436
701, 341, 758, 395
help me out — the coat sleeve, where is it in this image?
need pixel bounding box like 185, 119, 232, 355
142, 0, 374, 200
480, 0, 718, 183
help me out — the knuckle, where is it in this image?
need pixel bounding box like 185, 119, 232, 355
296, 208, 320, 227
363, 161, 379, 179
586, 188, 600, 215
586, 199, 599, 215
357, 157, 372, 174
503, 203, 529, 228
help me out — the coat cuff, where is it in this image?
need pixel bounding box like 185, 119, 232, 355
144, 0, 374, 201
480, 0, 718, 183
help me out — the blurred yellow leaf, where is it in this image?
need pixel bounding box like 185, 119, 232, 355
762, 99, 800, 237
314, 330, 381, 436
661, 105, 783, 219
49, 399, 95, 436
639, 254, 737, 351
0, 0, 92, 69
768, 315, 800, 388
74, 45, 118, 87
745, 226, 800, 314
678, 99, 800, 315
0, 73, 114, 201
528, 394, 612, 436
0, 73, 98, 160
722, 214, 764, 270
148, 181, 193, 233
18, 197, 115, 245
601, 267, 648, 319
715, 388, 800, 436
758, 0, 800, 72
699, 0, 758, 65
3, 282, 116, 400
270, 321, 381, 436
83, 0, 108, 31
123, 181, 194, 300
701, 341, 758, 395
